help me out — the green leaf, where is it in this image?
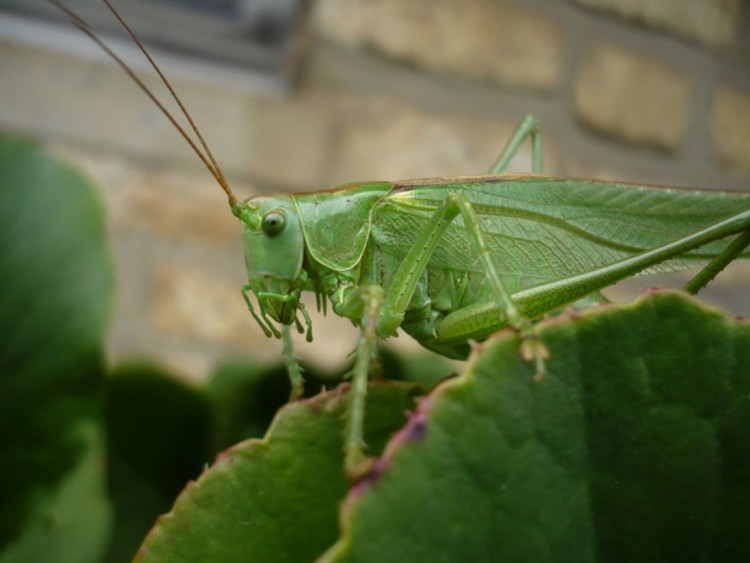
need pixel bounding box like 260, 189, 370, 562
207, 362, 293, 447
0, 136, 114, 558
136, 382, 421, 563
322, 291, 750, 562
0, 428, 111, 563
205, 353, 449, 451
207, 361, 340, 449
104, 363, 215, 563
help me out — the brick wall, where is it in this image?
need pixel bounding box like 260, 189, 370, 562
1, 0, 748, 380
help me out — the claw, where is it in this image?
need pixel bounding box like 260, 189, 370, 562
519, 335, 549, 382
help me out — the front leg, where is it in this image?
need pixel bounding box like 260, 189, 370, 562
339, 285, 384, 478
281, 325, 305, 400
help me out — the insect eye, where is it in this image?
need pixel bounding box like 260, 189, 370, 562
261, 210, 286, 236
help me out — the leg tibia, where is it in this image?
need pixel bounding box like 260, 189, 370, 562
451, 193, 523, 328
282, 325, 305, 400
344, 286, 384, 478
684, 230, 750, 294
489, 114, 543, 174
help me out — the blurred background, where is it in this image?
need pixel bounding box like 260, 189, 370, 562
1, 0, 749, 382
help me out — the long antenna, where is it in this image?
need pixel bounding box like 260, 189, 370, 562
49, 0, 240, 207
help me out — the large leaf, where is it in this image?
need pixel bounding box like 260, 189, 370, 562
323, 291, 750, 562
206, 351, 450, 451
207, 361, 340, 449
136, 382, 422, 562
104, 364, 215, 563
0, 429, 111, 563
0, 136, 113, 559
110, 358, 432, 562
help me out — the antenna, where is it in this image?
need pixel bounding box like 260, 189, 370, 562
49, 0, 240, 207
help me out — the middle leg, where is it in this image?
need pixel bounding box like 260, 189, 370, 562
378, 192, 525, 338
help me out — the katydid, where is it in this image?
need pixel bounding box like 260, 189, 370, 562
53, 0, 750, 476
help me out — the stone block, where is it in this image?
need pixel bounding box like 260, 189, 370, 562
712, 86, 750, 176
0, 43, 334, 192
314, 0, 563, 92
574, 43, 688, 150
327, 98, 557, 183
573, 0, 741, 48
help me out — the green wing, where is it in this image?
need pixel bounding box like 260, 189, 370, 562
371, 176, 750, 289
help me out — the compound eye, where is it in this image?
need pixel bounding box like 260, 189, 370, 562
261, 210, 286, 236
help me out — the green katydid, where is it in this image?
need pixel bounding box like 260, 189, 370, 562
54, 0, 750, 476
